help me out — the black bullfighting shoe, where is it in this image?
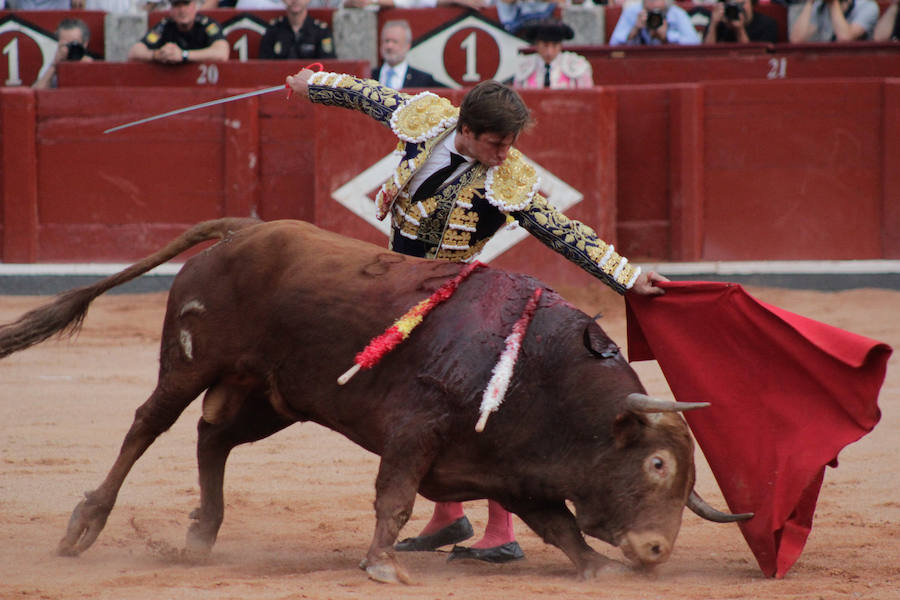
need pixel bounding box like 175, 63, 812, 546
394, 516, 475, 552
446, 541, 525, 563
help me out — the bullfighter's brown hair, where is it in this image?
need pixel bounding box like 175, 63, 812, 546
456, 80, 534, 138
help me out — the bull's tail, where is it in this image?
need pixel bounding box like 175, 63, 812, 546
0, 217, 260, 359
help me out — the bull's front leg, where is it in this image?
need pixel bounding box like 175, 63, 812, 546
514, 503, 627, 579
362, 448, 433, 584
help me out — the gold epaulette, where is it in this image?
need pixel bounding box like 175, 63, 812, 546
389, 92, 459, 143
485, 149, 540, 212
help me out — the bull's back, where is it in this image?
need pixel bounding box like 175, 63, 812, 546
163, 221, 473, 431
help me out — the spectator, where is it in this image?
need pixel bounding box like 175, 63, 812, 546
6, 0, 69, 8
343, 0, 486, 9
127, 0, 229, 64
789, 0, 880, 42
513, 18, 593, 88
373, 20, 443, 88
609, 0, 702, 45
259, 0, 335, 59
704, 0, 778, 43
873, 0, 899, 41
33, 18, 93, 90
496, 0, 557, 33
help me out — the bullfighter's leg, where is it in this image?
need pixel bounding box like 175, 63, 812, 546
185, 388, 293, 558
394, 501, 473, 551
514, 503, 627, 579
446, 499, 523, 562
57, 377, 208, 556
363, 447, 437, 584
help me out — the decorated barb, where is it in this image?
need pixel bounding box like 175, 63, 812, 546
476, 287, 543, 432
337, 262, 485, 385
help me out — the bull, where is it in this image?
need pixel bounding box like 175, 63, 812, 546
0, 218, 749, 583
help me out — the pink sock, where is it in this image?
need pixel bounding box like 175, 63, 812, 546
471, 500, 516, 549
419, 501, 466, 536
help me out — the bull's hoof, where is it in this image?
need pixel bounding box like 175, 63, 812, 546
184, 513, 219, 560
56, 494, 111, 557
577, 556, 629, 580
360, 555, 412, 584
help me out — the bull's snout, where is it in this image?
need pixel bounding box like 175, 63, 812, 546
619, 531, 672, 567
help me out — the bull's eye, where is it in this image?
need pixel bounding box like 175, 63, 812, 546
644, 450, 674, 485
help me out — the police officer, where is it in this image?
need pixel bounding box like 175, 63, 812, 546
128, 0, 229, 64
259, 0, 336, 60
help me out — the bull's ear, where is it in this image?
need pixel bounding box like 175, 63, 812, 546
613, 412, 647, 449
583, 323, 620, 359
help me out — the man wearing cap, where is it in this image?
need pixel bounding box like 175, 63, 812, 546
284, 67, 667, 564
513, 18, 593, 89
128, 0, 229, 64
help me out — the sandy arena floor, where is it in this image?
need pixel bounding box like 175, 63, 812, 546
1, 284, 898, 600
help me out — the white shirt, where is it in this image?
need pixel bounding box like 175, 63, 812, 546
408, 131, 474, 198
379, 61, 409, 90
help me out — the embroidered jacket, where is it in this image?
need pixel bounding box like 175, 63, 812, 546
307, 71, 640, 293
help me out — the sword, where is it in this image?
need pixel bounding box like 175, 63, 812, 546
103, 84, 289, 134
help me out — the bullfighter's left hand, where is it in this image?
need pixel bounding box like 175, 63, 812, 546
630, 270, 668, 296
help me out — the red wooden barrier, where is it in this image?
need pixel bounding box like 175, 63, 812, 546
0, 82, 618, 288
2, 75, 898, 282
579, 42, 900, 85
613, 78, 900, 262
56, 59, 370, 87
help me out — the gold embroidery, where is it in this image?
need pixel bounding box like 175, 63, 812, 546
392, 94, 458, 142
449, 206, 478, 231
485, 149, 539, 211
442, 229, 472, 247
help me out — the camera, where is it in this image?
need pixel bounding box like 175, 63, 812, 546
646, 9, 665, 30
723, 1, 744, 21
66, 41, 85, 61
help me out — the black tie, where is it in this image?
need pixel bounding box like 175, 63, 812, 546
544, 63, 551, 88
413, 152, 466, 202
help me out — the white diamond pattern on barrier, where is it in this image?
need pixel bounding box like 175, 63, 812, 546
331, 153, 583, 263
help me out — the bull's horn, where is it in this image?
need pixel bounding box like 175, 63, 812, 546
625, 393, 710, 413
687, 491, 754, 523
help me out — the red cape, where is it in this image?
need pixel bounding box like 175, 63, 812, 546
625, 281, 892, 578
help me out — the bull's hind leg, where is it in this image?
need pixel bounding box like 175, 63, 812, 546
57, 377, 206, 556
185, 387, 293, 558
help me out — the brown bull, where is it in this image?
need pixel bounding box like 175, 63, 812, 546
0, 219, 749, 583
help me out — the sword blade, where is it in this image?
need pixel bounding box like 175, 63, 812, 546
103, 84, 286, 135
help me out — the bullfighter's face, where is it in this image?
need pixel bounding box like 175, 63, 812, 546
455, 125, 517, 168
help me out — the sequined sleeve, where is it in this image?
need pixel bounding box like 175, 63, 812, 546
307, 72, 410, 126
512, 194, 641, 294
